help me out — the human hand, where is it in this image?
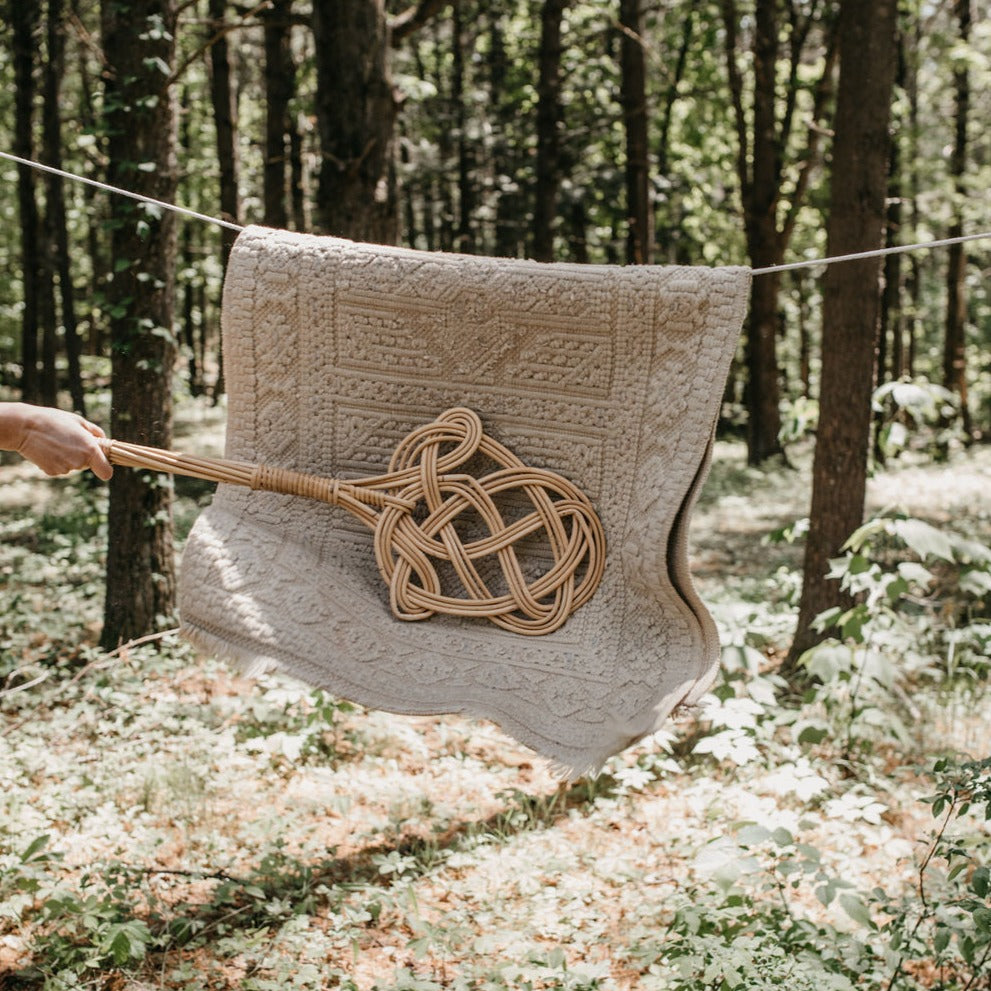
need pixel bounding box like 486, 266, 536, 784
0, 403, 113, 480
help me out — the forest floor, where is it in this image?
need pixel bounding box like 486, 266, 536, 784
2, 394, 991, 991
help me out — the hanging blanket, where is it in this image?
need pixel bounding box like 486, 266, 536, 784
180, 226, 751, 777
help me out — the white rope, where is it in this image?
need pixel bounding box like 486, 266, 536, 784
0, 150, 245, 234
752, 230, 991, 275
3, 149, 991, 271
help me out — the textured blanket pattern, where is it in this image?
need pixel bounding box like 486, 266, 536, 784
180, 226, 751, 777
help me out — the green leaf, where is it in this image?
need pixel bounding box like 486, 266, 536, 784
770, 827, 794, 847
891, 518, 955, 562
897, 561, 934, 588
20, 834, 51, 864
794, 720, 830, 745
838, 893, 874, 928
736, 824, 771, 845
972, 866, 990, 898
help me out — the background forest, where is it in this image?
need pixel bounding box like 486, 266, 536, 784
2, 0, 991, 989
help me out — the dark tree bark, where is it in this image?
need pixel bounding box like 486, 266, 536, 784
289, 116, 307, 231
619, 0, 651, 264
101, 0, 179, 648
875, 76, 904, 464
12, 0, 42, 405
533, 0, 567, 262
70, 0, 108, 354
450, 0, 476, 253
262, 0, 294, 230
310, 0, 399, 243
785, 0, 899, 672
943, 0, 972, 438
207, 0, 240, 263
794, 268, 811, 397
490, 13, 521, 257
43, 0, 87, 416
721, 0, 837, 465
179, 88, 203, 397
206, 0, 239, 403
655, 4, 694, 258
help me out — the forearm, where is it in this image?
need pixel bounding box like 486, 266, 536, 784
0, 402, 32, 454
0, 402, 113, 480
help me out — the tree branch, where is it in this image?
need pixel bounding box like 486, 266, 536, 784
720, 0, 752, 208
390, 0, 452, 46
170, 0, 272, 86
780, 16, 839, 247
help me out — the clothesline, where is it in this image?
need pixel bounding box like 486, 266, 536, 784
3, 148, 991, 276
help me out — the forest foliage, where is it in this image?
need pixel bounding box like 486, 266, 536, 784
1, 1, 991, 987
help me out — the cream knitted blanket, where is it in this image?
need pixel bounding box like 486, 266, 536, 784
180, 226, 751, 777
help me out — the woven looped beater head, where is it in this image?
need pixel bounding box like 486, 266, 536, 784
99, 407, 605, 635
372, 408, 606, 636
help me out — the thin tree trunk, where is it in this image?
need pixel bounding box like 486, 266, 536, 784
785, 0, 899, 673
71, 0, 107, 354
311, 0, 398, 243
451, 0, 476, 253
206, 0, 239, 402
619, 0, 651, 264
207, 0, 240, 262
289, 116, 307, 231
101, 0, 179, 648
794, 269, 811, 397
943, 0, 972, 438
43, 0, 87, 415
533, 0, 567, 262
656, 5, 694, 258
875, 117, 904, 463
721, 0, 837, 465
180, 90, 202, 397
262, 0, 293, 230
568, 198, 589, 264
490, 13, 521, 258
12, 0, 42, 405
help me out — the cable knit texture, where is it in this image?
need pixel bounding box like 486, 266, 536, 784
179, 226, 751, 777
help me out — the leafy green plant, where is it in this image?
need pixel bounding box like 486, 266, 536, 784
873, 378, 962, 461
794, 512, 991, 756
871, 756, 991, 990
627, 825, 878, 991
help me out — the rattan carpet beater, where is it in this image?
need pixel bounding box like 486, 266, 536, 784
100, 407, 605, 636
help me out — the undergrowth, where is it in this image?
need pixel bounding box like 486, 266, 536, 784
2, 415, 991, 990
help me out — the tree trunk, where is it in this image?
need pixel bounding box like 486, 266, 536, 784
289, 115, 307, 231
311, 0, 399, 244
943, 0, 972, 439
655, 5, 694, 258
43, 0, 87, 416
619, 0, 651, 264
101, 0, 179, 648
207, 0, 240, 263
262, 0, 294, 230
785, 0, 899, 672
179, 90, 203, 397
39, 218, 59, 408
533, 0, 567, 262
451, 0, 476, 253
12, 0, 42, 405
721, 0, 837, 465
490, 13, 522, 258
875, 113, 904, 463
794, 269, 811, 397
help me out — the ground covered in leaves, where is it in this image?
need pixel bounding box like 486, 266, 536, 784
2, 397, 991, 990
